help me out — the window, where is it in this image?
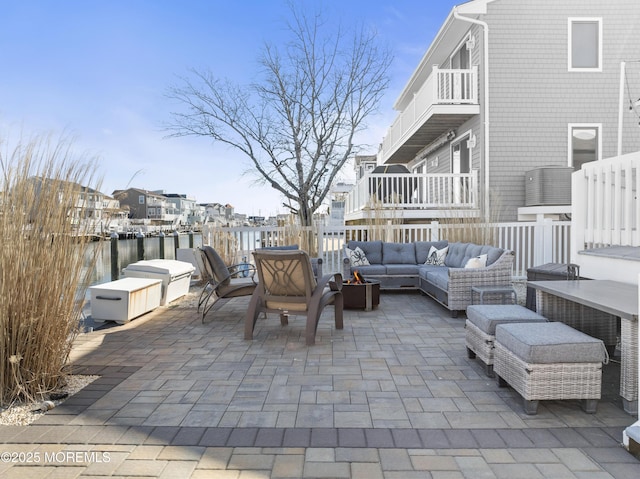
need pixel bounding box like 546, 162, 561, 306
568, 18, 602, 71
139, 195, 145, 204
569, 124, 601, 169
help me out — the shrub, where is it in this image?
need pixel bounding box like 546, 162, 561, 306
0, 134, 100, 405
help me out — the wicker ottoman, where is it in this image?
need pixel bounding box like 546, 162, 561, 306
494, 322, 608, 415
465, 305, 547, 377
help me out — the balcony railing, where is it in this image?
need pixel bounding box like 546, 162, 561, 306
380, 66, 478, 161
344, 171, 479, 216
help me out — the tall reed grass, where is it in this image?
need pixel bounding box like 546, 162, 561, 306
362, 196, 402, 242
0, 135, 100, 405
206, 229, 239, 266
438, 190, 505, 246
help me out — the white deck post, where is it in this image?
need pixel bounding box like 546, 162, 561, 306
622, 277, 640, 453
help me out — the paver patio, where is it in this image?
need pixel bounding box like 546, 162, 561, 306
1, 290, 639, 478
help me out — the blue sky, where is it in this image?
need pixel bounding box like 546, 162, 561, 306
0, 0, 460, 217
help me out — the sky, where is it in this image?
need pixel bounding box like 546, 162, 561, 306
0, 0, 460, 217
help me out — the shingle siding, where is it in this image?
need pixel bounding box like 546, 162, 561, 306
484, 0, 640, 220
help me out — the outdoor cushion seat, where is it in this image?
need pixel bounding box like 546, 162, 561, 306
494, 321, 608, 415
465, 304, 547, 377
466, 305, 547, 335
351, 264, 387, 276
384, 264, 420, 275
417, 264, 444, 278
425, 269, 449, 291
495, 322, 608, 364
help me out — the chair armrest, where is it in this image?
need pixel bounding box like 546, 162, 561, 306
448, 250, 514, 284
226, 264, 257, 283
317, 272, 343, 292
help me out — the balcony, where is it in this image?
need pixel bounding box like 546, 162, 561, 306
344, 171, 479, 222
380, 66, 480, 165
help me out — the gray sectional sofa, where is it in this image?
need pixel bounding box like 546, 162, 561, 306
342, 240, 515, 316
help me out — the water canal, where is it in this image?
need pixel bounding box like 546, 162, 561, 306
85, 233, 203, 287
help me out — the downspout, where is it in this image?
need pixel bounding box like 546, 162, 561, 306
453, 7, 490, 222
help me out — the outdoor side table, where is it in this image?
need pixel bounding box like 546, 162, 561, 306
471, 285, 517, 305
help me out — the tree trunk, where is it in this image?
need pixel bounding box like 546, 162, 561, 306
298, 201, 313, 227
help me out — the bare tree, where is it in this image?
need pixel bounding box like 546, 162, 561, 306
166, 4, 391, 226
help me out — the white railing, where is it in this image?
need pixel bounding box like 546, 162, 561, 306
344, 171, 479, 215
203, 219, 571, 279
380, 66, 478, 161
572, 150, 640, 249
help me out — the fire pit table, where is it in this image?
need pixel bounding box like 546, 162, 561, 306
342, 279, 381, 311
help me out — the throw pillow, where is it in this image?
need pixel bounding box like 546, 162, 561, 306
425, 245, 448, 266
464, 254, 488, 269
346, 246, 370, 266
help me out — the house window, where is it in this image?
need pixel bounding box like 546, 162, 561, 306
568, 18, 602, 71
139, 195, 145, 204
569, 124, 601, 170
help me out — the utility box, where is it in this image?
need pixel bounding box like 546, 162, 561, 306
123, 259, 195, 305
90, 277, 162, 324
525, 166, 573, 206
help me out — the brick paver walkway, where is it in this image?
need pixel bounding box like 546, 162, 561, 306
1, 291, 639, 478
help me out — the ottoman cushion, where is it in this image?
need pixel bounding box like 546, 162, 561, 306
466, 305, 547, 335
495, 322, 607, 364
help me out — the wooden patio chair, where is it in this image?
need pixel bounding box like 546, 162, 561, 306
245, 249, 343, 345
198, 246, 257, 323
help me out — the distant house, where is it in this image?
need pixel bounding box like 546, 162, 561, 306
16, 177, 126, 236
112, 188, 174, 225
345, 0, 640, 223
159, 192, 198, 227
201, 202, 236, 226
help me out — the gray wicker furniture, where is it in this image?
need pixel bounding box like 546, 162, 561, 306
494, 322, 608, 415
342, 240, 515, 316
465, 305, 547, 377
528, 279, 638, 414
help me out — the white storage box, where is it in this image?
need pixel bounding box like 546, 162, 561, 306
123, 259, 195, 305
90, 277, 162, 324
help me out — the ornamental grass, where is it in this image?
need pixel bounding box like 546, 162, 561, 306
0, 134, 100, 405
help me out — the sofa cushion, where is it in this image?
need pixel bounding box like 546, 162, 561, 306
426, 269, 449, 291
466, 305, 547, 335
495, 322, 607, 364
347, 241, 383, 264
418, 264, 445, 279
444, 242, 467, 268
385, 264, 420, 276
415, 241, 449, 264
445, 243, 505, 268
484, 246, 505, 266
349, 264, 387, 277
382, 242, 416, 264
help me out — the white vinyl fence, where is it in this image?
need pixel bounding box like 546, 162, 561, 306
203, 219, 571, 279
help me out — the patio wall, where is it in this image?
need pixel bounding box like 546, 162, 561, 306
203, 219, 571, 279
